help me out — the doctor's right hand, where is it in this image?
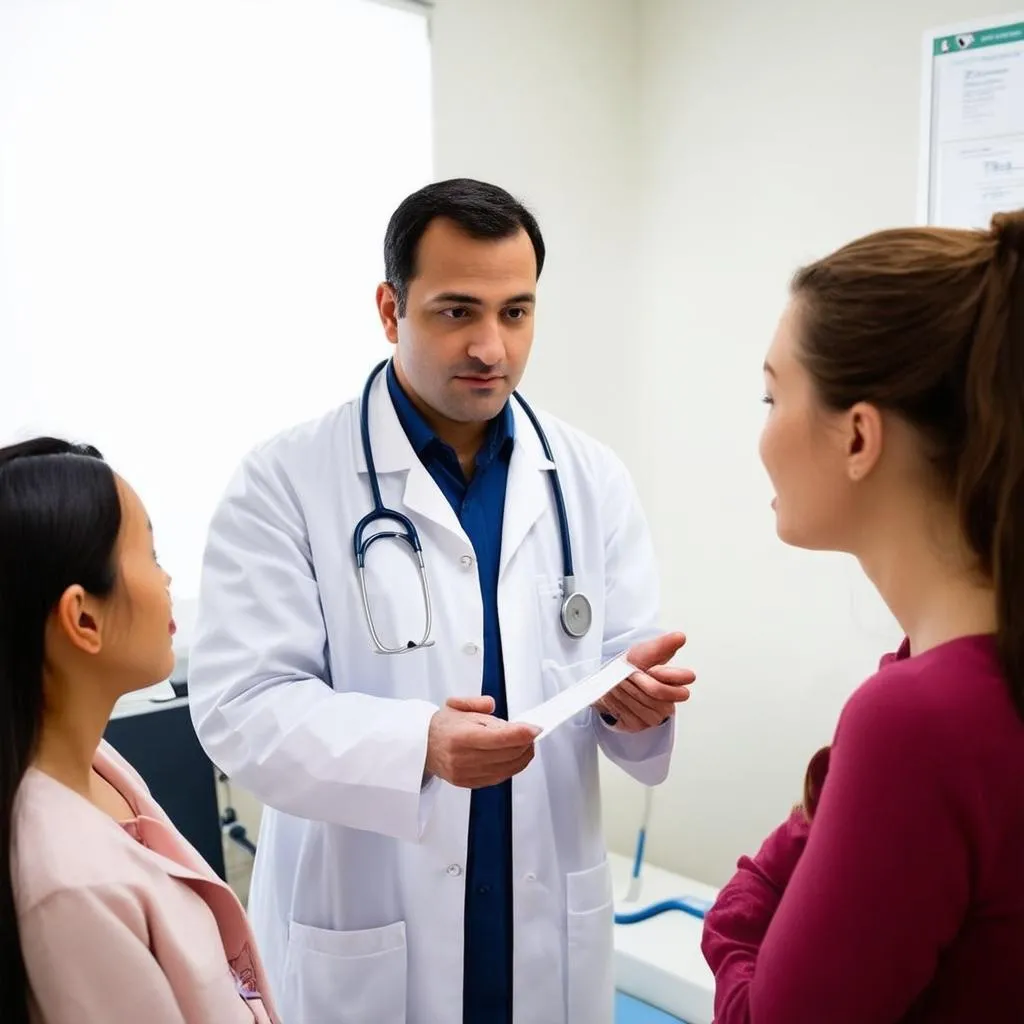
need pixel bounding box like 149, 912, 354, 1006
425, 697, 541, 789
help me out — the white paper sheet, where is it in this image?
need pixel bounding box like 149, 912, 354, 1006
512, 654, 638, 737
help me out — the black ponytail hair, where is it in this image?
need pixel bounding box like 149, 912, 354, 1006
0, 437, 121, 1022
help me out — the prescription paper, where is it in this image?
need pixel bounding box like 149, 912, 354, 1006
512, 654, 637, 738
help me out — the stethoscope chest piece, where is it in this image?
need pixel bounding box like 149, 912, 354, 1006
560, 586, 593, 639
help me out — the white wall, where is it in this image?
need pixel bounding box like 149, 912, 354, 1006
610, 0, 1011, 886
430, 0, 642, 447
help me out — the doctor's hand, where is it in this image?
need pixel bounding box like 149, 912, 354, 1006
592, 631, 695, 734
425, 697, 542, 789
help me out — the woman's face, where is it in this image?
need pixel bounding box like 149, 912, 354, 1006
758, 300, 863, 553
106, 477, 176, 688
51, 477, 176, 695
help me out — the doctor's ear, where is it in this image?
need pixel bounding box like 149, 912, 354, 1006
843, 401, 883, 482
376, 282, 401, 344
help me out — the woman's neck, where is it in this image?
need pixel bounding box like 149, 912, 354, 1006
32, 673, 115, 798
858, 520, 997, 656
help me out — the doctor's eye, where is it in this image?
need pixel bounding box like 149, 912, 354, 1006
441, 306, 472, 320
504, 306, 529, 321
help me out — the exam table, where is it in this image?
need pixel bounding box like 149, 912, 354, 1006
611, 852, 717, 1024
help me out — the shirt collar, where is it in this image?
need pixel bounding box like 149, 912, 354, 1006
385, 360, 515, 464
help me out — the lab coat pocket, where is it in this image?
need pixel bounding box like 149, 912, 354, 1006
283, 918, 407, 1024
539, 656, 602, 729
565, 859, 615, 1024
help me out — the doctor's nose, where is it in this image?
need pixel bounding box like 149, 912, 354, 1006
466, 319, 506, 367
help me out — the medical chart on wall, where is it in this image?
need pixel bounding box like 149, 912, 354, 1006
920, 15, 1024, 228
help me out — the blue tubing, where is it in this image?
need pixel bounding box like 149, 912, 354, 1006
614, 896, 713, 925
631, 828, 647, 880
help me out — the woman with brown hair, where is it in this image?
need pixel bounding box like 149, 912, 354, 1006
702, 209, 1024, 1022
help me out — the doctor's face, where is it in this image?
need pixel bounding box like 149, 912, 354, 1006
379, 218, 536, 426
758, 301, 860, 551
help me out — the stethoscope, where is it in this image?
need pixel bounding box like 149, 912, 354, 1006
354, 359, 593, 654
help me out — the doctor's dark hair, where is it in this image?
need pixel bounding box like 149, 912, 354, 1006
791, 208, 1024, 729
0, 437, 120, 1023
383, 178, 546, 316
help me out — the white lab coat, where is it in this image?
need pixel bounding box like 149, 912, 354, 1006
187, 368, 673, 1024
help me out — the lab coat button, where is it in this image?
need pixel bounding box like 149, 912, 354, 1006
462, 642, 480, 656
524, 872, 537, 882
446, 863, 463, 877
459, 554, 475, 570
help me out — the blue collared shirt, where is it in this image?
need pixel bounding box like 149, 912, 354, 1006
386, 362, 515, 1024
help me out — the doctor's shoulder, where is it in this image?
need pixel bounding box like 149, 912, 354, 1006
227, 401, 358, 490
530, 406, 645, 524
527, 406, 636, 490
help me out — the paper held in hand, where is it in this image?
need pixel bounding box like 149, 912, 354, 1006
511, 654, 637, 738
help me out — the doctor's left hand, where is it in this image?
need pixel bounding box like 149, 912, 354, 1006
593, 632, 694, 733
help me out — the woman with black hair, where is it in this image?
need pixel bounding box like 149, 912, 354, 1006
0, 438, 278, 1023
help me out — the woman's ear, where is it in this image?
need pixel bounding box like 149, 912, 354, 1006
845, 402, 884, 482
52, 585, 104, 655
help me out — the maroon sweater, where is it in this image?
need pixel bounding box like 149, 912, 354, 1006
702, 635, 1024, 1023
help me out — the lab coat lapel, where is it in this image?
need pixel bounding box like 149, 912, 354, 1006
500, 402, 556, 579
355, 364, 467, 545
402, 461, 466, 543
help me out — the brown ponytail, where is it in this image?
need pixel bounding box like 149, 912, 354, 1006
796, 745, 831, 823
791, 208, 1024, 722
957, 212, 1024, 717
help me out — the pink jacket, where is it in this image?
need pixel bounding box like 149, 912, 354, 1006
12, 741, 280, 1023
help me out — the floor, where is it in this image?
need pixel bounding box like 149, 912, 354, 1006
216, 774, 260, 905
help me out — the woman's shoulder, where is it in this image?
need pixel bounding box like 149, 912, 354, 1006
12, 763, 150, 916
854, 633, 998, 709
838, 634, 1015, 756
95, 739, 152, 792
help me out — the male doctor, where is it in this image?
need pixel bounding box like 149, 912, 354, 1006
188, 178, 694, 1024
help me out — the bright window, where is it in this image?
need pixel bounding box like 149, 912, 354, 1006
0, 0, 433, 624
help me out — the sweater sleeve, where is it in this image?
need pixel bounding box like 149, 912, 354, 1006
702, 675, 971, 1024
701, 808, 810, 987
